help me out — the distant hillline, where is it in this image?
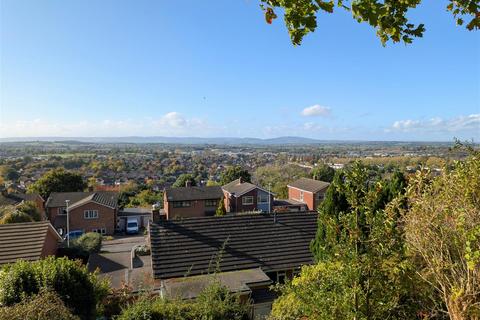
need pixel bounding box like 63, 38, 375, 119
0, 136, 455, 145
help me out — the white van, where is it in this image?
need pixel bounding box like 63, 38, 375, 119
126, 217, 139, 234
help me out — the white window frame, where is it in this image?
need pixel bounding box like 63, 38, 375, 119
257, 194, 269, 204
242, 196, 254, 205
84, 210, 99, 219
58, 207, 67, 215
277, 271, 287, 284
92, 228, 106, 235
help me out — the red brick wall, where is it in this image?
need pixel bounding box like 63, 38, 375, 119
166, 200, 207, 219
67, 202, 116, 235
41, 230, 59, 257
47, 206, 63, 224
288, 187, 314, 210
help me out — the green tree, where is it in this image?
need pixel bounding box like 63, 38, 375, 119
403, 150, 480, 319
311, 164, 335, 183
28, 168, 86, 199
300, 162, 419, 319
216, 197, 226, 216
127, 189, 163, 208
0, 257, 110, 320
220, 166, 251, 185
173, 174, 197, 188
270, 262, 356, 320
254, 164, 308, 199
260, 0, 479, 46
1, 166, 20, 182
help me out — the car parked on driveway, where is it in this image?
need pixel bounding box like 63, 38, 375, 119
126, 218, 139, 234
63, 230, 84, 241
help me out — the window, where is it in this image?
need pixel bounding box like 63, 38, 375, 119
92, 228, 106, 235
242, 196, 254, 205
84, 210, 98, 219
300, 191, 304, 202
173, 201, 191, 208
257, 194, 269, 204
58, 207, 67, 215
205, 199, 218, 207
317, 192, 325, 201
277, 271, 287, 284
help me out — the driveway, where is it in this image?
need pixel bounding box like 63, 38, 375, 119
88, 235, 153, 291
101, 235, 146, 253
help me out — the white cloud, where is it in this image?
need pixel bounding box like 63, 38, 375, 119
301, 104, 331, 117
389, 114, 480, 133
0, 112, 212, 138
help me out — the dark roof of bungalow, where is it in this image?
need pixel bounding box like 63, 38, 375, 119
0, 221, 62, 265
164, 186, 223, 202
46, 192, 118, 209
150, 211, 318, 279
287, 178, 330, 193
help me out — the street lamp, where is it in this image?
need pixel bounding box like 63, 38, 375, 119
65, 200, 70, 248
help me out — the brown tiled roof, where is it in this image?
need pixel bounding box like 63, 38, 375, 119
164, 186, 223, 202
288, 178, 330, 193
0, 221, 61, 265
150, 212, 318, 279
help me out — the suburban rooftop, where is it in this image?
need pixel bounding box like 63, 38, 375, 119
150, 211, 318, 279
288, 177, 330, 193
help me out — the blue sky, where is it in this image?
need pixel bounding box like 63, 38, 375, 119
1, 0, 479, 141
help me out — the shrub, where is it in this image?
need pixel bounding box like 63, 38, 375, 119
134, 245, 150, 256
0, 290, 79, 320
74, 232, 102, 253
0, 257, 110, 320
16, 201, 42, 221
117, 281, 249, 320
0, 210, 33, 224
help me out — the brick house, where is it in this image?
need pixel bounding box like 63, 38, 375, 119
0, 221, 62, 266
163, 186, 223, 219
222, 178, 274, 213
287, 178, 330, 211
45, 192, 118, 235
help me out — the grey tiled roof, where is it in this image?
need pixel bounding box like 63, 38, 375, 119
0, 221, 61, 265
222, 179, 257, 196
150, 212, 318, 279
46, 192, 118, 209
164, 186, 223, 202
222, 178, 273, 197
288, 178, 330, 193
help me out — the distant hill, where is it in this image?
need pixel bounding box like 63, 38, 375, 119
0, 136, 455, 146
0, 136, 330, 145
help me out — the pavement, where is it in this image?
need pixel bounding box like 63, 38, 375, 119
88, 235, 154, 291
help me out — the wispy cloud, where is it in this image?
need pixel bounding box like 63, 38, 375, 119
301, 104, 331, 117
388, 114, 480, 133
0, 112, 212, 137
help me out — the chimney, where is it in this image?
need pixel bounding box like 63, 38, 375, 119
238, 176, 243, 184
185, 180, 192, 187
152, 204, 161, 223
